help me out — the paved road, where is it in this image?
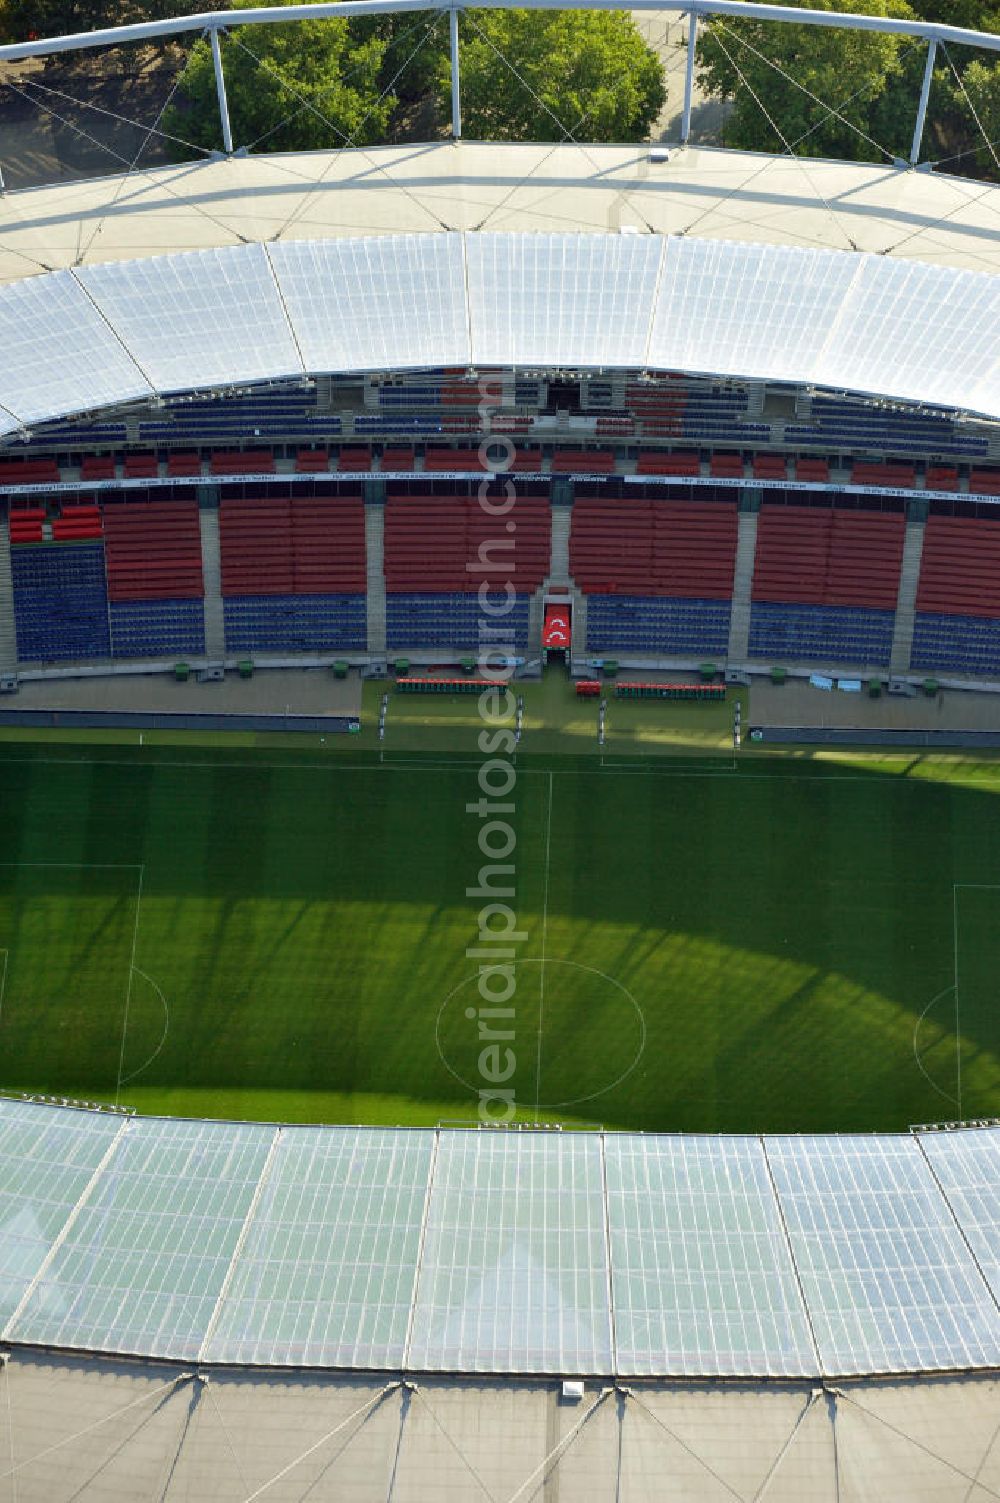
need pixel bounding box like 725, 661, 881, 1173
632, 9, 730, 143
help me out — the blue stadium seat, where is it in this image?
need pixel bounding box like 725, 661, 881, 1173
223, 593, 366, 653
586, 596, 731, 655
386, 593, 530, 650
11, 542, 111, 662
748, 601, 894, 665
109, 598, 206, 659
911, 612, 1000, 675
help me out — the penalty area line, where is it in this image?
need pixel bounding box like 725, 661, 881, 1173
115, 863, 145, 1108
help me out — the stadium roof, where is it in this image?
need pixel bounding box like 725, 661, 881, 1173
4, 1351, 1000, 1502
3, 143, 1000, 283
1, 226, 1000, 441
2, 1099, 1000, 1378
5, 1351, 1000, 1502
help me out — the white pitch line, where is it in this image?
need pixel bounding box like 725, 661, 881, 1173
949, 881, 1000, 1123
0, 753, 979, 785
0, 861, 143, 869
115, 864, 145, 1108
533, 770, 554, 1122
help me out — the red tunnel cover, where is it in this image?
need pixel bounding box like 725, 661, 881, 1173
542, 603, 572, 648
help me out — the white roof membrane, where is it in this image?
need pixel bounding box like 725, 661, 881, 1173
77, 244, 303, 395
0, 1102, 123, 1333
817, 256, 1000, 414
765, 1134, 1000, 1375
406, 1131, 614, 1374
605, 1134, 816, 1377
269, 235, 470, 374
649, 238, 863, 388
0, 269, 152, 429
205, 1125, 433, 1368
8, 1116, 276, 1360
2, 233, 1000, 429
919, 1128, 1000, 1306
465, 232, 663, 370
4, 1104, 1000, 1376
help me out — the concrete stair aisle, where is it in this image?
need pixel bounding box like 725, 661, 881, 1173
726, 509, 759, 661
528, 589, 545, 651
198, 506, 227, 658
890, 510, 927, 675
533, 502, 589, 660
548, 505, 571, 583
569, 587, 588, 659
0, 519, 18, 672
365, 502, 386, 656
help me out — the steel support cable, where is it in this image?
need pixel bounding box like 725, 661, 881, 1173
460, 7, 655, 233
700, 21, 861, 250
243, 8, 433, 152
229, 16, 453, 234
79, 38, 207, 262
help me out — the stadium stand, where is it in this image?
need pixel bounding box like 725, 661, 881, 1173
911, 512, 1000, 674
335, 447, 372, 471
124, 453, 159, 479
80, 456, 116, 481
0, 458, 60, 484
381, 446, 415, 471
748, 504, 905, 665
10, 539, 111, 661
969, 467, 1000, 496
383, 488, 550, 649
220, 492, 367, 652
636, 450, 701, 477
211, 449, 276, 476
103, 498, 206, 658
571, 493, 738, 655
786, 395, 989, 460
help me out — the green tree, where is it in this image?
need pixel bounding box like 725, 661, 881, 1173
435, 10, 666, 142
0, 0, 215, 44
696, 0, 919, 162
956, 56, 1000, 169
163, 0, 392, 157
908, 2, 999, 27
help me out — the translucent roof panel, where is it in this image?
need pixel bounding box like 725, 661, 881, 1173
269, 235, 470, 374
205, 1125, 433, 1368
0, 269, 152, 427
919, 1128, 1000, 1304
0, 1102, 124, 1334
650, 238, 861, 385
766, 1134, 1000, 1375
407, 1130, 613, 1374
606, 1135, 816, 1377
3, 235, 1000, 428
8, 1116, 275, 1360
819, 256, 1000, 413
466, 233, 662, 369
77, 245, 303, 395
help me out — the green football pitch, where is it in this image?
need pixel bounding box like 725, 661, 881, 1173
0, 727, 999, 1133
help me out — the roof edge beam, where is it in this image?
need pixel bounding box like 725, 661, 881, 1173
2, 0, 1000, 65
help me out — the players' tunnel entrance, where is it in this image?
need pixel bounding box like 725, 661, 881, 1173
543, 601, 572, 661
